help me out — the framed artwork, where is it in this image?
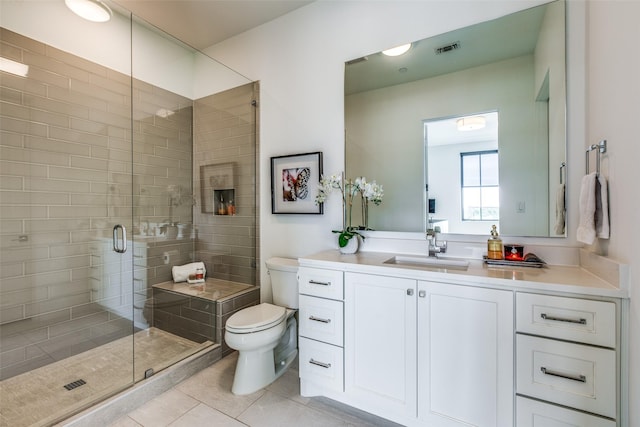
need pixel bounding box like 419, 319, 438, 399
270, 152, 323, 214
200, 162, 234, 214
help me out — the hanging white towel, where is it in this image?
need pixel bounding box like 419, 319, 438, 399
595, 174, 610, 239
577, 173, 597, 244
554, 183, 565, 235
172, 262, 206, 283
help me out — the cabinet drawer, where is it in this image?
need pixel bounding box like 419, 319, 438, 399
516, 293, 616, 348
517, 396, 616, 427
516, 335, 616, 418
299, 337, 343, 392
299, 295, 343, 347
298, 267, 344, 300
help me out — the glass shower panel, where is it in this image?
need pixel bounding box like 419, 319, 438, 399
0, 2, 135, 425
129, 15, 205, 379
130, 15, 257, 375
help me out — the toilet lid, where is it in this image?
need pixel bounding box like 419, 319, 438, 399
225, 303, 286, 333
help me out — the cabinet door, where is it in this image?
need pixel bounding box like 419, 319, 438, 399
418, 281, 514, 427
345, 272, 417, 422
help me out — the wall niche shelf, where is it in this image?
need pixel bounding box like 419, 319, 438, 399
214, 189, 235, 216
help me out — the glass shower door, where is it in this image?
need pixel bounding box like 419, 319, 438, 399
0, 2, 136, 425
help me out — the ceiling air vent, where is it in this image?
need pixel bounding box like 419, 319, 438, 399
346, 56, 368, 66
435, 42, 461, 55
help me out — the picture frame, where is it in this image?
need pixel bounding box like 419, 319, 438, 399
270, 152, 323, 214
200, 162, 235, 214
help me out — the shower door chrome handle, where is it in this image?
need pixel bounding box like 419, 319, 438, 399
113, 224, 127, 253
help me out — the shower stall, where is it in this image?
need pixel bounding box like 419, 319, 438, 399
0, 2, 258, 426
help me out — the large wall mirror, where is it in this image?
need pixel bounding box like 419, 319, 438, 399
345, 0, 566, 237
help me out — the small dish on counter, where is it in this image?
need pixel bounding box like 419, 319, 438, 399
484, 253, 546, 268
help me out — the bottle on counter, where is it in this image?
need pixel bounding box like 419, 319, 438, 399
487, 224, 504, 260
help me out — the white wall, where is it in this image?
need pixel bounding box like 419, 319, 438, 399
585, 2, 640, 426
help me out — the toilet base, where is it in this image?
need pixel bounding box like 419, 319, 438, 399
230, 316, 298, 395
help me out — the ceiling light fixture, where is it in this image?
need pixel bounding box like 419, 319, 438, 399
65, 0, 112, 22
0, 57, 29, 77
456, 116, 486, 131
382, 43, 412, 57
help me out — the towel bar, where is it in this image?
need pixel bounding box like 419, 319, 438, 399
585, 140, 607, 175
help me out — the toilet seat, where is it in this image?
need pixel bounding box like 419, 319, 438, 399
225, 303, 286, 334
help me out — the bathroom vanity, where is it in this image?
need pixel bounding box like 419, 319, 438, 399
297, 250, 628, 427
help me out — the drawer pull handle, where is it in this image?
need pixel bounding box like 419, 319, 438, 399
309, 316, 331, 324
540, 366, 586, 383
308, 280, 331, 286
309, 358, 331, 369
540, 313, 587, 325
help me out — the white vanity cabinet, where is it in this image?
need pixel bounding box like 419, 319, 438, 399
341, 272, 513, 426
418, 280, 514, 427
298, 252, 626, 427
515, 292, 619, 426
344, 272, 417, 421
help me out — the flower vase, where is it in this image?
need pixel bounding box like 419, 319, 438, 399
339, 235, 360, 254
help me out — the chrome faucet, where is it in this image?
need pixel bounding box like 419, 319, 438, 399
427, 226, 447, 257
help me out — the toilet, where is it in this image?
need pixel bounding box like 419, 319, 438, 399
224, 257, 299, 395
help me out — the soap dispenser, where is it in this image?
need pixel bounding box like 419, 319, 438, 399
487, 225, 504, 260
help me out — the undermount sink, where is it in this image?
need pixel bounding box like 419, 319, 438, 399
383, 255, 470, 271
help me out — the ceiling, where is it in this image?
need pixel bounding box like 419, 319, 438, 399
112, 0, 314, 50
344, 2, 547, 95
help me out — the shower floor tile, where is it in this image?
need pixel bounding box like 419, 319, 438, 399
0, 328, 211, 427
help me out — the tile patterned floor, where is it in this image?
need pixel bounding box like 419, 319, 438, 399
0, 328, 211, 427
107, 352, 401, 427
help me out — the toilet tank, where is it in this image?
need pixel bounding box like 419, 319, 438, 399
266, 257, 299, 309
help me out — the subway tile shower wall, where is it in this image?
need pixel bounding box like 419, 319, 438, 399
193, 83, 260, 287
0, 28, 193, 380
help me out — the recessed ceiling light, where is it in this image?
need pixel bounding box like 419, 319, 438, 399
382, 43, 412, 57
65, 0, 112, 23
457, 116, 486, 131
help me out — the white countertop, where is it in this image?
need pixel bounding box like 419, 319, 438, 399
299, 250, 627, 299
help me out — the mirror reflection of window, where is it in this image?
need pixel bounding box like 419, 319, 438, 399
461, 150, 499, 221
425, 111, 498, 234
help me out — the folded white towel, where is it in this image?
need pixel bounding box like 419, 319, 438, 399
577, 173, 597, 244
554, 183, 565, 235
595, 174, 610, 239
172, 262, 206, 283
